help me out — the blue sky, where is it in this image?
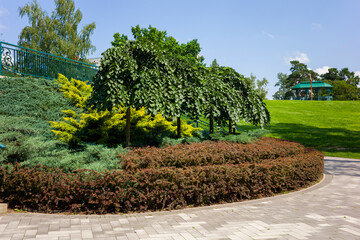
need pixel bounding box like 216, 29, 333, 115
1, 0, 360, 99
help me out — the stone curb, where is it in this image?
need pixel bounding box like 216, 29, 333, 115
0, 203, 7, 214
325, 156, 360, 161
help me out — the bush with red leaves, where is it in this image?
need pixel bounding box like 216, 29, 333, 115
0, 137, 323, 213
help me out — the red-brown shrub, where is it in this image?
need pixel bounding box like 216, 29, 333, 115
120, 137, 305, 170
0, 138, 323, 213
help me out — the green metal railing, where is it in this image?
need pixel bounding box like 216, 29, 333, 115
0, 41, 98, 82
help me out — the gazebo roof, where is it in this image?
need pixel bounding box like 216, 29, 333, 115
292, 81, 333, 89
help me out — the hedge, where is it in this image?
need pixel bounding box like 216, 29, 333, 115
0, 138, 324, 214
121, 137, 306, 169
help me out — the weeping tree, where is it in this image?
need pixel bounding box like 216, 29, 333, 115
204, 65, 270, 134
87, 40, 173, 147
202, 68, 227, 133
90, 26, 270, 146
202, 66, 244, 134
161, 57, 204, 138
125, 25, 204, 138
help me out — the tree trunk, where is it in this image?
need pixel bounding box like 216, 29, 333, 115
233, 127, 236, 134
229, 119, 232, 134
125, 107, 131, 147
209, 117, 214, 134
177, 117, 181, 138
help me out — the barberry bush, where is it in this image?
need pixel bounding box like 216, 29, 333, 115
0, 137, 324, 214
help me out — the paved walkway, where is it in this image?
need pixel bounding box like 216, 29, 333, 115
1, 157, 360, 240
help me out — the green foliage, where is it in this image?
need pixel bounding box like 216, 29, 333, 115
51, 107, 201, 147
0, 138, 126, 172
90, 28, 207, 144
97, 25, 205, 118
109, 25, 207, 140
0, 76, 125, 171
51, 74, 201, 147
273, 61, 318, 100
274, 62, 360, 100
21, 142, 126, 172
321, 68, 360, 100
0, 115, 127, 172
54, 73, 93, 108
89, 40, 171, 113
18, 0, 96, 60
129, 25, 205, 64
98, 25, 271, 142
202, 67, 240, 123
273, 72, 291, 100
329, 80, 359, 100
204, 66, 270, 127
160, 136, 202, 147
210, 129, 269, 144
0, 76, 79, 121
256, 77, 269, 100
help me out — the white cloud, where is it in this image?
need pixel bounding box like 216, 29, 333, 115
263, 31, 275, 39
0, 6, 8, 16
315, 66, 330, 75
355, 71, 360, 77
285, 51, 310, 64
0, 24, 7, 30
311, 23, 323, 30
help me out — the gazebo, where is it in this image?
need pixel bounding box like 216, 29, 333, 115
292, 81, 333, 101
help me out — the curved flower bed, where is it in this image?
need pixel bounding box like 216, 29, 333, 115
0, 137, 324, 214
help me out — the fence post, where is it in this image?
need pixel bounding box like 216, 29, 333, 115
0, 41, 2, 76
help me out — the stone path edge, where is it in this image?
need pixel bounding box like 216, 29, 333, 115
325, 156, 360, 162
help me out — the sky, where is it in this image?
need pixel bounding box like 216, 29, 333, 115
1, 0, 360, 99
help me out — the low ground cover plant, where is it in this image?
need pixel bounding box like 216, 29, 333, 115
0, 76, 127, 171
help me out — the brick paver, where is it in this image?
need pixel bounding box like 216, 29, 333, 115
1, 157, 360, 239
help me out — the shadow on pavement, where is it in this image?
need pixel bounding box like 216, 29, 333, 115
324, 159, 360, 177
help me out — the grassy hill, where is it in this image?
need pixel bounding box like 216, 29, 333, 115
241, 100, 360, 159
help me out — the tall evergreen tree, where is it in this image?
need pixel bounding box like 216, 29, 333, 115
273, 61, 317, 100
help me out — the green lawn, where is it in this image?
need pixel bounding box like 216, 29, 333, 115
239, 100, 360, 159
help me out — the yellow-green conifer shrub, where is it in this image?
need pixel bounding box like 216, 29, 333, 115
54, 74, 92, 108
49, 109, 82, 144
50, 75, 201, 146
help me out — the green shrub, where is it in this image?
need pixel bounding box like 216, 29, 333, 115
0, 77, 127, 171
210, 129, 269, 143
160, 136, 202, 147
50, 74, 201, 147
0, 76, 79, 121
54, 74, 93, 108
0, 133, 127, 172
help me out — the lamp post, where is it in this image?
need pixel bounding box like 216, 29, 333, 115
309, 74, 313, 101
